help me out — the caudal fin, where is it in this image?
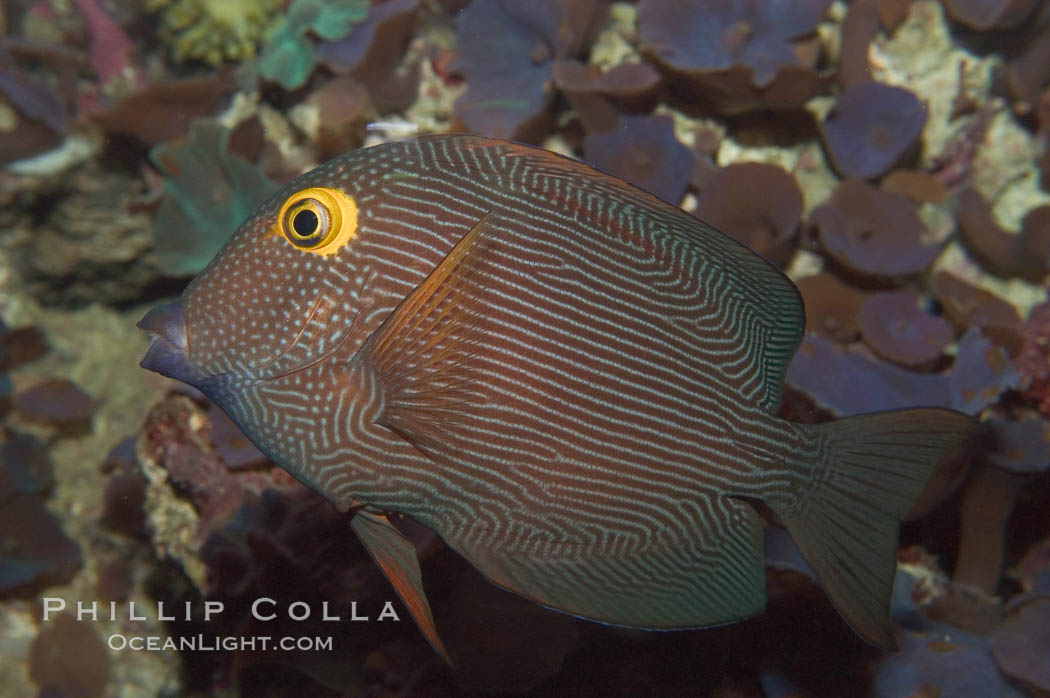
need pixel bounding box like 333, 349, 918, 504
773, 409, 984, 649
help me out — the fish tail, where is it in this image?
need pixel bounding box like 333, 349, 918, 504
772, 409, 984, 649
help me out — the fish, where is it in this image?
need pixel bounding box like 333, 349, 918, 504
138, 134, 982, 662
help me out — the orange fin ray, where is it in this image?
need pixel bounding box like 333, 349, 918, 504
355, 212, 498, 457
350, 510, 452, 665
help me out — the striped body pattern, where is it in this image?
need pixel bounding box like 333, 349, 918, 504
141, 135, 979, 658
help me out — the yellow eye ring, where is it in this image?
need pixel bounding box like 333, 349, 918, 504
274, 187, 358, 256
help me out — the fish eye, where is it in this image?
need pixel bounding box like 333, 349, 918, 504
285, 199, 329, 246
274, 187, 359, 257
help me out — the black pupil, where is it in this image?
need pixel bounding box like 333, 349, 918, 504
292, 208, 320, 239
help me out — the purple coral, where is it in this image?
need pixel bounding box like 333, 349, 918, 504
317, 0, 423, 109
693, 161, 802, 265
0, 495, 82, 593
94, 72, 238, 149
810, 178, 940, 278
583, 114, 692, 205
785, 335, 950, 416
637, 0, 833, 113
990, 598, 1050, 695
796, 273, 868, 342
452, 0, 557, 140
858, 288, 953, 368
452, 0, 608, 141
0, 432, 53, 500
957, 188, 1050, 282
553, 59, 661, 133
785, 328, 1018, 417
0, 61, 66, 164
29, 613, 109, 698
985, 413, 1050, 474
949, 328, 1022, 414
14, 378, 95, 428
932, 271, 1020, 333
820, 81, 928, 180
943, 0, 1041, 30
638, 0, 833, 87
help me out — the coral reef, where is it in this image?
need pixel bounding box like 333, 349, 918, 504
693, 161, 802, 265
582, 113, 691, 205
820, 81, 927, 180
150, 120, 279, 277
452, 0, 608, 140
810, 179, 940, 278
1, 0, 1050, 694
638, 0, 833, 113
28, 612, 109, 698
258, 0, 368, 90
153, 0, 283, 67
317, 0, 423, 110
858, 289, 953, 368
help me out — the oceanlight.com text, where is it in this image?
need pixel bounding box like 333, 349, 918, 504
108, 634, 335, 652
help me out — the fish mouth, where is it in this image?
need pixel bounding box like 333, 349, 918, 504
138, 300, 196, 385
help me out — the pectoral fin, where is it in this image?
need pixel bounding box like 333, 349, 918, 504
350, 510, 452, 665
354, 212, 498, 460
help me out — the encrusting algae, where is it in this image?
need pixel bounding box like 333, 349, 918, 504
150, 0, 283, 66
